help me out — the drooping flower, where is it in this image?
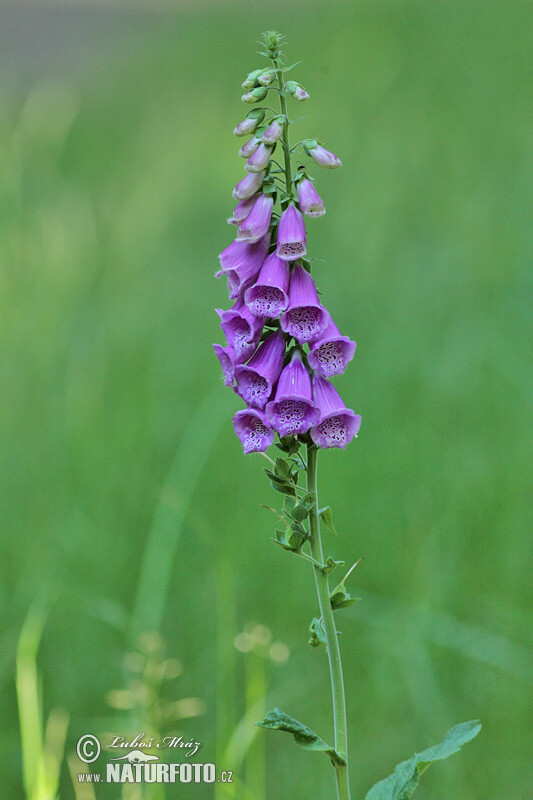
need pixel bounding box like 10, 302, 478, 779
217, 233, 270, 299
213, 343, 236, 386
237, 194, 274, 243
276, 203, 307, 261
233, 108, 265, 137
242, 87, 268, 104
280, 262, 328, 343
216, 297, 264, 363
246, 143, 273, 173
303, 139, 342, 169
244, 253, 290, 318
297, 177, 325, 217
238, 135, 262, 159
233, 170, 266, 200
234, 329, 286, 409
262, 117, 284, 145
284, 81, 310, 102
310, 374, 361, 449
227, 194, 260, 226
233, 408, 275, 453
265, 349, 320, 436
307, 310, 356, 377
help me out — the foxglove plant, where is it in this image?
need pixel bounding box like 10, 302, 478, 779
213, 31, 480, 800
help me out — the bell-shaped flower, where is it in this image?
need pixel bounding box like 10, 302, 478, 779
213, 343, 236, 386
233, 170, 266, 200
246, 143, 273, 173
233, 109, 265, 137
244, 253, 289, 318
234, 329, 286, 409
262, 117, 284, 145
227, 194, 260, 226
280, 263, 328, 343
216, 297, 264, 363
217, 234, 270, 299
276, 203, 307, 261
307, 310, 356, 377
238, 135, 261, 159
236, 194, 274, 244
297, 177, 325, 217
233, 408, 275, 454
265, 350, 320, 436
303, 139, 342, 169
310, 375, 361, 449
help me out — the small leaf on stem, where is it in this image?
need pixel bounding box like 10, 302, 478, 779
255, 708, 346, 767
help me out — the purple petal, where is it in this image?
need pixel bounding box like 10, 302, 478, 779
307, 309, 356, 376
237, 194, 274, 243
246, 143, 273, 173
233, 171, 266, 200
280, 263, 328, 343
218, 234, 271, 299
233, 408, 275, 454
213, 343, 236, 386
297, 178, 325, 217
234, 329, 286, 409
217, 298, 264, 362
265, 350, 319, 436
227, 194, 260, 226
310, 374, 361, 449
244, 253, 290, 318
276, 204, 307, 261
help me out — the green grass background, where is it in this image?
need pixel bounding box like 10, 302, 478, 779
1, 1, 532, 798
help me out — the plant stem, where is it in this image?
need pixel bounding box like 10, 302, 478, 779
307, 444, 351, 800
272, 59, 293, 199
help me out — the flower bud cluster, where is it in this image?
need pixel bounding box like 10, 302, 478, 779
213, 45, 360, 455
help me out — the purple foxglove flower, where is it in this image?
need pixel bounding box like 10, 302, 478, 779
265, 350, 320, 436
237, 194, 274, 243
303, 139, 342, 169
280, 262, 328, 343
242, 87, 268, 104
285, 81, 310, 101
233, 408, 275, 454
233, 109, 265, 137
276, 203, 307, 261
238, 135, 261, 159
297, 178, 325, 217
310, 374, 361, 449
213, 343, 236, 386
246, 143, 273, 173
227, 194, 260, 226
216, 297, 264, 363
262, 117, 284, 145
233, 170, 266, 200
234, 329, 286, 409
307, 310, 356, 377
244, 253, 290, 318
241, 68, 264, 89
217, 234, 270, 299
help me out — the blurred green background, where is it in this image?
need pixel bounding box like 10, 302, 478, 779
1, 1, 532, 798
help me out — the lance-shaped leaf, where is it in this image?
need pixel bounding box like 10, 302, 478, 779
256, 708, 346, 767
364, 720, 481, 800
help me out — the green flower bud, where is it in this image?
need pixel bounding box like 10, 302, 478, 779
241, 86, 268, 105
242, 68, 264, 90
284, 81, 310, 102
258, 69, 276, 87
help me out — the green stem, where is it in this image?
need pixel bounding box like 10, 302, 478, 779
273, 59, 293, 199
307, 444, 351, 800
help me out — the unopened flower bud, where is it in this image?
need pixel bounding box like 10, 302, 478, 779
242, 86, 268, 105
246, 143, 273, 173
233, 109, 265, 137
238, 134, 261, 159
297, 177, 325, 217
262, 116, 284, 145
303, 139, 342, 169
285, 81, 310, 102
242, 68, 264, 89
257, 69, 276, 87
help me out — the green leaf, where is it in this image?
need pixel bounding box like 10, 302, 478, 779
364, 720, 481, 800
308, 617, 326, 647
273, 529, 305, 553
255, 708, 345, 767
319, 506, 338, 535
329, 582, 359, 611
270, 481, 296, 496
290, 503, 309, 523
274, 458, 291, 480
322, 556, 344, 576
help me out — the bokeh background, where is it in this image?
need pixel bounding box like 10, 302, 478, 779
1, 1, 532, 798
